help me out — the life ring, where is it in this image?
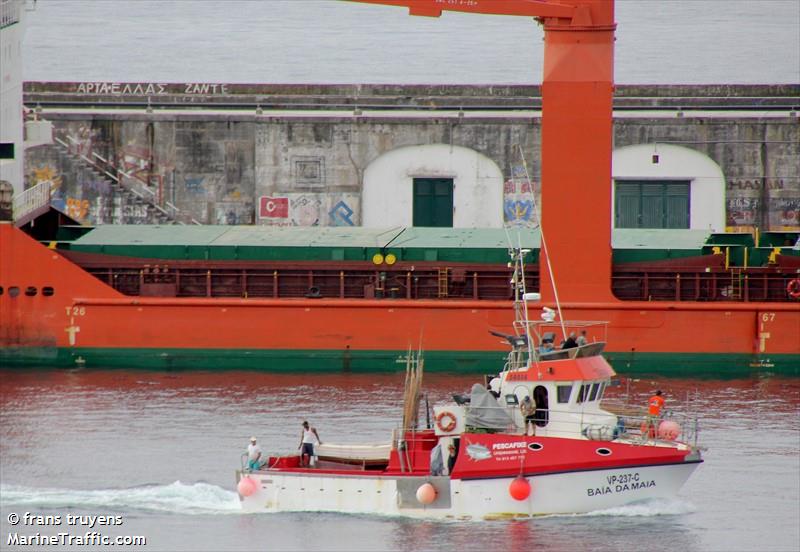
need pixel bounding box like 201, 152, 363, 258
435, 411, 457, 433
787, 279, 800, 299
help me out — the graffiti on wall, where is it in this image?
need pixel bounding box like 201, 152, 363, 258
65, 197, 90, 220
726, 178, 786, 191
29, 165, 66, 212
215, 202, 254, 225
772, 198, 800, 228
726, 197, 760, 226
292, 156, 325, 188
184, 176, 207, 195
259, 194, 360, 227
75, 82, 230, 96
503, 179, 540, 227
726, 196, 800, 230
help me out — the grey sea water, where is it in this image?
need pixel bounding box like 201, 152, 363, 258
1, 371, 798, 551
21, 0, 800, 84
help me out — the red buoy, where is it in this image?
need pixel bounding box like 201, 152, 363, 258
509, 476, 531, 501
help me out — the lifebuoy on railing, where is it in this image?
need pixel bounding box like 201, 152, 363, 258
787, 279, 800, 299
435, 411, 457, 433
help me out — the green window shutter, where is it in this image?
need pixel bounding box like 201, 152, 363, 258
413, 178, 453, 227
641, 184, 664, 228
615, 182, 640, 228
615, 180, 690, 229
665, 181, 690, 228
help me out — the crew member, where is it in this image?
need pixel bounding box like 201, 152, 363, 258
644, 390, 665, 438
247, 437, 264, 471
520, 396, 536, 436
649, 390, 665, 417
298, 420, 322, 467
447, 443, 458, 474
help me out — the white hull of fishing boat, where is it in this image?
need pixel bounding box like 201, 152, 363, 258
237, 460, 699, 519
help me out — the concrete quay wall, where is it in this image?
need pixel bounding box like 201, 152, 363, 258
23, 83, 800, 229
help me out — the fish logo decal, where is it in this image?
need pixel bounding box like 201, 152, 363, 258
465, 443, 492, 461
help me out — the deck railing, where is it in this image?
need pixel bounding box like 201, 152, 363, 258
12, 180, 50, 221
0, 0, 23, 29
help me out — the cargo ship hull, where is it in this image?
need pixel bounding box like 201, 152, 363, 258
2, 223, 798, 374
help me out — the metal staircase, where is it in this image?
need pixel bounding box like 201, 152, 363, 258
50, 135, 200, 225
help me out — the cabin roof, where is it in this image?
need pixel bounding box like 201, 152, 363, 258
503, 356, 616, 383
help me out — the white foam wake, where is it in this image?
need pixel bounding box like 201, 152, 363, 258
583, 497, 696, 517
0, 481, 241, 515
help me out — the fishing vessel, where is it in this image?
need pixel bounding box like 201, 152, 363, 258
235, 249, 703, 519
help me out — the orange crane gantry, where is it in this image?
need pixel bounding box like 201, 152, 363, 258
349, 0, 617, 303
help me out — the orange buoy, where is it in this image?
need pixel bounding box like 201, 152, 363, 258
658, 420, 681, 441
237, 477, 258, 497
416, 482, 437, 505
509, 476, 531, 501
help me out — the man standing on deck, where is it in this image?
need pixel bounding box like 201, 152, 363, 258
644, 390, 665, 438
520, 396, 537, 436
299, 421, 322, 467
247, 437, 264, 471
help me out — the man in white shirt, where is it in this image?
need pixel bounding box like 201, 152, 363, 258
247, 437, 263, 471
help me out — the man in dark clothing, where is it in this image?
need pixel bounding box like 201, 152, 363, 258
562, 332, 578, 349
447, 443, 458, 474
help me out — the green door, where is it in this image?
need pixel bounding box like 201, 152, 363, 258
615, 180, 690, 229
413, 178, 453, 227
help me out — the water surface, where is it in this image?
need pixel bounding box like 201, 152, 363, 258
1, 370, 798, 551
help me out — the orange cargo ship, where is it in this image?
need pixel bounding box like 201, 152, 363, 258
1, 220, 798, 374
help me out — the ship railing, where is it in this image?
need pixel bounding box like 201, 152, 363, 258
460, 402, 699, 446
0, 0, 23, 28
12, 180, 51, 222
461, 403, 605, 440
79, 263, 519, 300
499, 341, 607, 372
514, 319, 610, 349
600, 400, 700, 448
612, 270, 800, 303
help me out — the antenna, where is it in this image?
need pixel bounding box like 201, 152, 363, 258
517, 145, 567, 339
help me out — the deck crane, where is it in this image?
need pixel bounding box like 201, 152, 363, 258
348, 0, 617, 304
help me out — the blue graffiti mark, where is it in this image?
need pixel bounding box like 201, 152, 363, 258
329, 200, 355, 226
185, 176, 205, 194
504, 199, 534, 222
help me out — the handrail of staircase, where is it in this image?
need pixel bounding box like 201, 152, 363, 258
56, 133, 203, 225
12, 180, 51, 222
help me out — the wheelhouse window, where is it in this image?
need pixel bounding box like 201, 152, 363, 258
588, 383, 600, 401
577, 384, 589, 403
557, 385, 572, 404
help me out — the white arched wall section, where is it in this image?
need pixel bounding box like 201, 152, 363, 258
612, 143, 725, 231
362, 144, 504, 228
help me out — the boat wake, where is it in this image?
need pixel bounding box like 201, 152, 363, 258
582, 497, 696, 517
0, 481, 241, 515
